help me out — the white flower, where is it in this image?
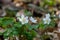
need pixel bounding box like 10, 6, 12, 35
45, 13, 50, 18
18, 15, 29, 24
43, 13, 51, 24
43, 17, 51, 24
29, 17, 37, 23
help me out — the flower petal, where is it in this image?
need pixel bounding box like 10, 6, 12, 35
29, 17, 37, 23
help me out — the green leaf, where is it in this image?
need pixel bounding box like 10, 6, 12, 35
1, 17, 15, 28
30, 24, 39, 30
30, 30, 37, 37
39, 21, 45, 30
26, 23, 39, 30
44, 0, 56, 6
13, 22, 22, 29
24, 32, 33, 40
0, 18, 3, 26
12, 31, 18, 35
49, 20, 56, 27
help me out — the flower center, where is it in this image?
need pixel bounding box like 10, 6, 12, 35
46, 20, 49, 23
22, 18, 26, 22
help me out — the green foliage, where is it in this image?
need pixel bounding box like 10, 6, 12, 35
44, 0, 56, 6
27, 24, 39, 30
0, 0, 59, 40
0, 17, 37, 40
49, 19, 56, 27
39, 21, 45, 30
0, 17, 15, 28
24, 30, 37, 40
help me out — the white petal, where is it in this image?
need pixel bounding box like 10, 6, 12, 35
29, 17, 37, 23
44, 21, 47, 24
45, 13, 50, 18
43, 17, 51, 24
21, 14, 25, 18
43, 18, 46, 21
25, 16, 28, 19
22, 22, 25, 24
24, 18, 28, 23
31, 20, 37, 23
47, 18, 51, 24
18, 17, 22, 22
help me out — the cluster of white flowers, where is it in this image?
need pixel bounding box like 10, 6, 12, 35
17, 14, 37, 24
43, 13, 51, 24
16, 11, 52, 25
